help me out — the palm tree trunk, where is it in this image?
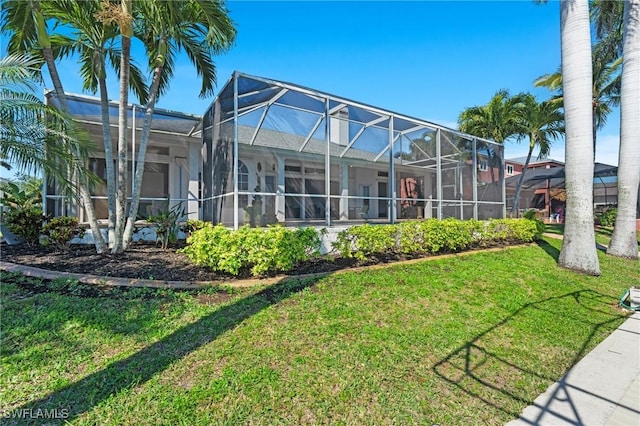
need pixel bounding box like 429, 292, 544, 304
558, 0, 600, 275
592, 102, 598, 161
33, 0, 107, 253
112, 0, 133, 254
122, 63, 163, 249
98, 73, 116, 247
510, 143, 535, 216
608, 0, 640, 259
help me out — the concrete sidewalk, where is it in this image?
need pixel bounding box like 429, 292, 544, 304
507, 312, 640, 426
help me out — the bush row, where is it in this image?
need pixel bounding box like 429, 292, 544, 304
179, 224, 321, 276
333, 218, 540, 260
180, 218, 540, 276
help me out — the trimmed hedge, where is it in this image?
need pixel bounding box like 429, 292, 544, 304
179, 224, 321, 276
333, 218, 539, 260
180, 219, 539, 276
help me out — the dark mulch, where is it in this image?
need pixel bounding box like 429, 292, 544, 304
1, 240, 515, 282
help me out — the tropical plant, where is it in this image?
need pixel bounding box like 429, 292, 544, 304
590, 0, 625, 62
50, 0, 148, 248
608, 0, 640, 259
510, 95, 564, 215
534, 53, 621, 160
147, 201, 185, 250
0, 53, 96, 196
557, 0, 600, 275
42, 215, 85, 250
458, 90, 525, 144
119, 0, 236, 251
2, 0, 107, 253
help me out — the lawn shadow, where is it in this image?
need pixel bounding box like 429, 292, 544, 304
7, 275, 325, 425
536, 239, 560, 261
432, 289, 628, 422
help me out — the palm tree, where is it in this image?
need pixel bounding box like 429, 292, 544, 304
458, 90, 525, 186
50, 0, 148, 249
590, 0, 625, 62
0, 53, 96, 197
608, 0, 640, 259
458, 90, 525, 144
119, 0, 236, 250
534, 53, 621, 161
557, 0, 600, 275
510, 95, 564, 215
2, 0, 108, 253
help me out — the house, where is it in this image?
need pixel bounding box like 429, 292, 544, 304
44, 72, 506, 232
201, 72, 505, 228
505, 157, 624, 220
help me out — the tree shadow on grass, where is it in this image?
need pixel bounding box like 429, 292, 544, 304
432, 289, 628, 423
536, 239, 561, 261
7, 275, 324, 425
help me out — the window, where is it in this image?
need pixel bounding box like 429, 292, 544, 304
506, 164, 514, 175
478, 159, 488, 172
238, 161, 249, 207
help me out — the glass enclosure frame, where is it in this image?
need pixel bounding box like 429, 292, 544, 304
202, 72, 506, 229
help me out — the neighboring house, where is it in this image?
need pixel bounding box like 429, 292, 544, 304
505, 157, 623, 219
45, 72, 507, 230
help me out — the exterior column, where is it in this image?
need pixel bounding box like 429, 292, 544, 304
436, 129, 442, 219
276, 155, 285, 222
188, 142, 200, 220
340, 163, 349, 220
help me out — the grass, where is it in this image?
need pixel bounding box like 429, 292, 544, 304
544, 223, 640, 247
2, 235, 639, 425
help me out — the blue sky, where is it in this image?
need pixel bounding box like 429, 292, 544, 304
3, 0, 622, 172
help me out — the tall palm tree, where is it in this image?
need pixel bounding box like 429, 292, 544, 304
119, 0, 236, 250
608, 0, 639, 259
2, 0, 108, 252
534, 53, 621, 160
0, 53, 95, 194
49, 0, 148, 248
510, 95, 564, 215
558, 0, 600, 275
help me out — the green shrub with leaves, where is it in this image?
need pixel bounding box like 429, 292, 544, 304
333, 224, 397, 260
42, 216, 85, 250
597, 208, 617, 227
480, 218, 539, 243
180, 225, 321, 276
4, 206, 47, 246
183, 219, 209, 235
333, 218, 538, 259
522, 209, 545, 237
147, 202, 185, 249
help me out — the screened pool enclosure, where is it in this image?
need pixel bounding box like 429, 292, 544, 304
202, 72, 505, 228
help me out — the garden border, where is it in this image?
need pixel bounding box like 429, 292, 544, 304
0, 243, 533, 290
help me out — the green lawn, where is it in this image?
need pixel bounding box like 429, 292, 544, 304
545, 224, 640, 247
2, 236, 638, 425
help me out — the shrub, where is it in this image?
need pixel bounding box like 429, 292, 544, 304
4, 206, 47, 246
522, 209, 545, 237
183, 219, 209, 235
42, 216, 85, 250
180, 225, 321, 276
597, 208, 617, 227
147, 202, 185, 249
332, 218, 538, 259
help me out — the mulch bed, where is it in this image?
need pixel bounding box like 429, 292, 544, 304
1, 240, 514, 282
